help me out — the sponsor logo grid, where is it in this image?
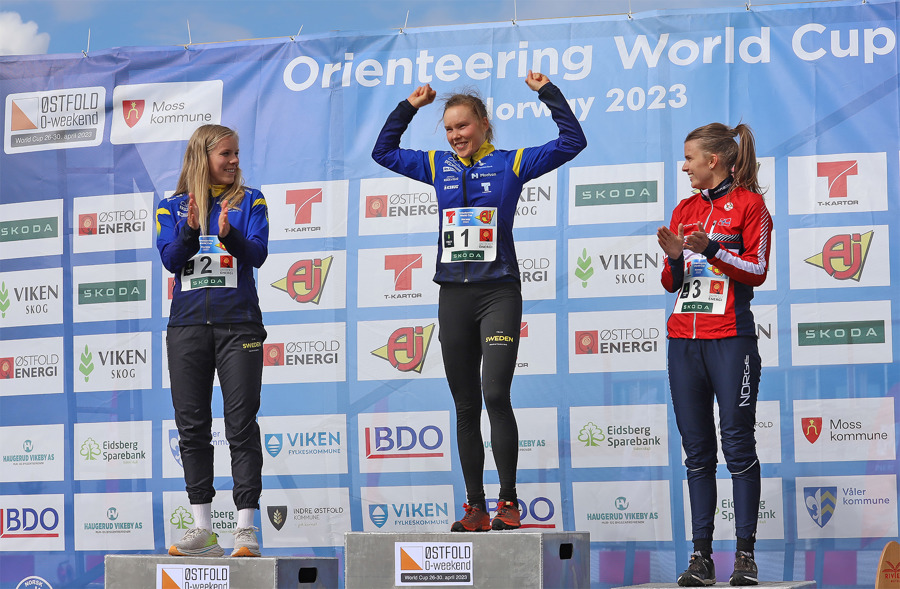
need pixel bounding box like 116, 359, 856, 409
1, 8, 900, 588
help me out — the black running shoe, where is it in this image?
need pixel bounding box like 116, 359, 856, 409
677, 551, 716, 587
730, 551, 759, 586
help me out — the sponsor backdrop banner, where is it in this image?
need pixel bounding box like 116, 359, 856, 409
1, 1, 899, 587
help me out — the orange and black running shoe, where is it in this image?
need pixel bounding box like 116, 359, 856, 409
491, 500, 521, 530
450, 503, 490, 532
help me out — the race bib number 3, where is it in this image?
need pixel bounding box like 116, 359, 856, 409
674, 257, 729, 314
441, 207, 497, 263
181, 236, 237, 290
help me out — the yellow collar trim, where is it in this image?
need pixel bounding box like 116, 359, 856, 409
458, 143, 495, 167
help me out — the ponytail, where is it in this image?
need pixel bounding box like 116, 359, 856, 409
685, 122, 763, 195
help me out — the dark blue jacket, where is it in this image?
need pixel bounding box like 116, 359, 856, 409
372, 82, 586, 284
156, 188, 268, 326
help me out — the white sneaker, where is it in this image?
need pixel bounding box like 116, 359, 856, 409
168, 528, 224, 557
231, 526, 260, 557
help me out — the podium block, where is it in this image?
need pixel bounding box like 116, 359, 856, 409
614, 582, 815, 588
345, 531, 590, 588
104, 554, 339, 588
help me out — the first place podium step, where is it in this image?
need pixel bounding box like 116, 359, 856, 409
104, 554, 338, 588
345, 530, 590, 588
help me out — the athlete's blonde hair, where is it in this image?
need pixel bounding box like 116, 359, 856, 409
685, 122, 763, 195
174, 124, 246, 234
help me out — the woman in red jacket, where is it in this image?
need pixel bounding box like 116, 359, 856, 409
658, 123, 772, 587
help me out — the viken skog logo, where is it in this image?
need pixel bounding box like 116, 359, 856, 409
79, 345, 94, 382
0, 282, 9, 317
574, 248, 594, 288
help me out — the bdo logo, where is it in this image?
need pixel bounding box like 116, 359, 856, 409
364, 425, 444, 459
487, 497, 556, 529
0, 506, 60, 538
371, 324, 435, 373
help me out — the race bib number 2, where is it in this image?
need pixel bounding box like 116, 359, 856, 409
441, 207, 497, 263
675, 257, 729, 314
181, 236, 237, 290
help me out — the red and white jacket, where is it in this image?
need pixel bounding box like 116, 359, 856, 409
660, 179, 772, 339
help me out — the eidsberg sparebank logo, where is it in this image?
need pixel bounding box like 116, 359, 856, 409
80, 437, 101, 461
170, 506, 194, 530
577, 422, 605, 447
804, 486, 837, 528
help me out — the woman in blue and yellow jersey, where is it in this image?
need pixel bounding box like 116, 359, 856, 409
156, 124, 268, 557
373, 72, 586, 532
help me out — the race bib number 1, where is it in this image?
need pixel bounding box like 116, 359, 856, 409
181, 236, 237, 290
440, 207, 497, 263
674, 257, 729, 314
